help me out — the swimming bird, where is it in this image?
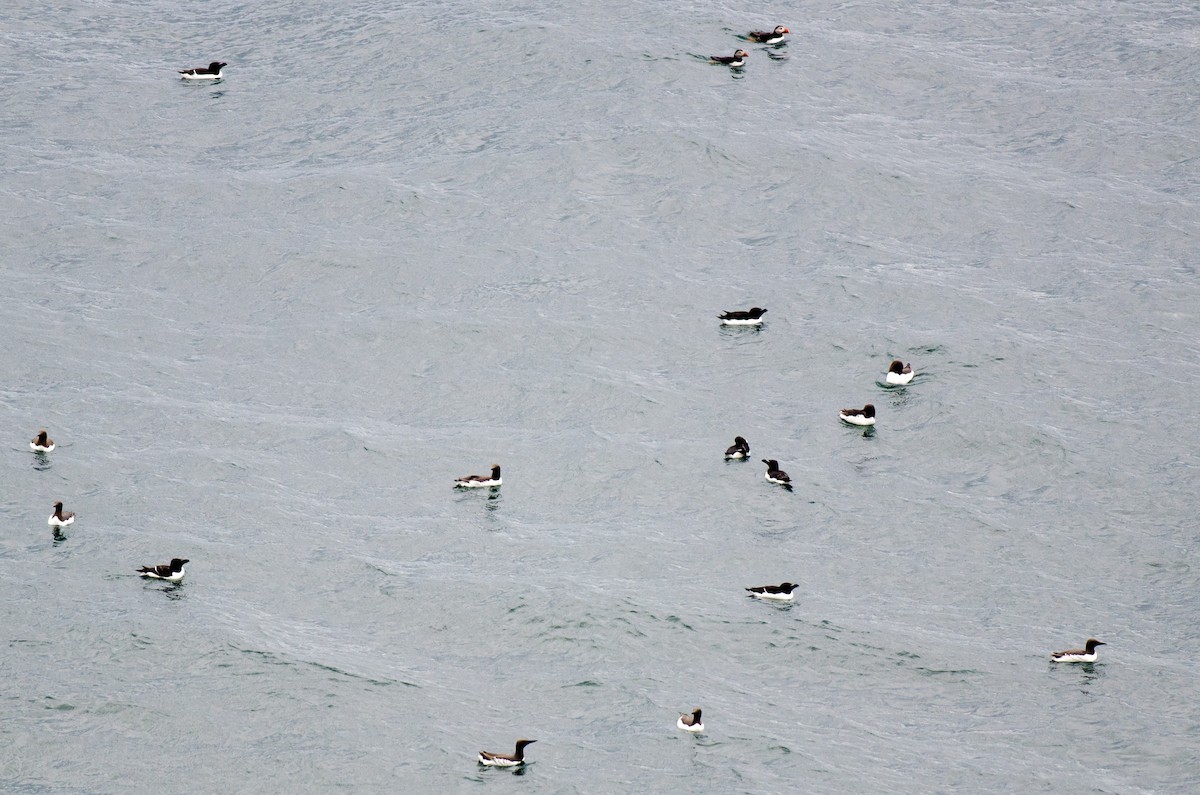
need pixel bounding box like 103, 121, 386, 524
718, 307, 767, 325
745, 582, 798, 601
839, 404, 876, 426
710, 50, 749, 67
1051, 638, 1105, 663
179, 61, 227, 80
478, 739, 536, 767
30, 429, 55, 452
885, 360, 914, 386
48, 501, 75, 526
762, 459, 790, 486
137, 558, 189, 582
677, 708, 704, 733
724, 436, 750, 460
747, 26, 789, 44
455, 464, 502, 488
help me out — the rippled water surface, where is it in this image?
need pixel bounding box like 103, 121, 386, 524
2, 0, 1198, 791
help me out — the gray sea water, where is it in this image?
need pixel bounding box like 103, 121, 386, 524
2, 0, 1199, 791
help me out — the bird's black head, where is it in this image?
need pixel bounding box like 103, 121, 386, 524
762, 459, 775, 467
889, 360, 904, 374
53, 501, 64, 510
734, 436, 747, 446
1085, 639, 1105, 651
210, 61, 227, 71
515, 739, 536, 750
171, 558, 190, 569
862, 404, 876, 417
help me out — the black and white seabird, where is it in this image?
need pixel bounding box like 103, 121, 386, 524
677, 708, 704, 733
455, 464, 502, 488
179, 61, 227, 80
762, 459, 790, 486
745, 582, 799, 601
710, 50, 749, 67
724, 436, 750, 460
30, 429, 55, 452
718, 307, 767, 326
747, 26, 790, 44
48, 501, 75, 526
885, 360, 914, 386
137, 558, 189, 582
1051, 638, 1105, 663
478, 739, 536, 767
839, 404, 876, 426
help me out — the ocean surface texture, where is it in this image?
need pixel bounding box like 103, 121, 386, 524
2, 0, 1198, 792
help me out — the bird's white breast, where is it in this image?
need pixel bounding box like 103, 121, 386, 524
840, 414, 876, 426
752, 591, 794, 601
1052, 652, 1098, 663
457, 478, 500, 488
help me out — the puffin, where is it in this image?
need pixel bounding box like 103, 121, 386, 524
710, 50, 749, 67
748, 26, 790, 44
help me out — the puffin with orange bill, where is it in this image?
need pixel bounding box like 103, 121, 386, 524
711, 50, 749, 67
747, 26, 789, 44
